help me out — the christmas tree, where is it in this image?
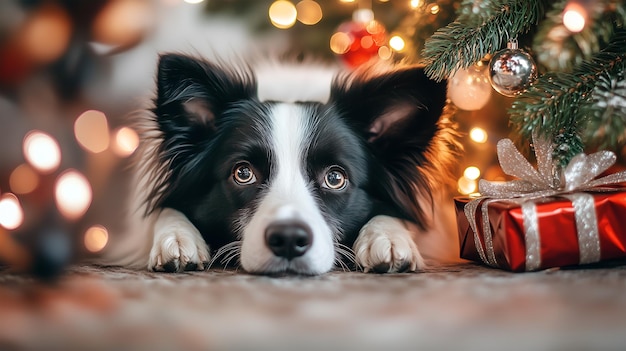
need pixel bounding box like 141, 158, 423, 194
422, 0, 626, 166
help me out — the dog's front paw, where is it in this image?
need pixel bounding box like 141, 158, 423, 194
148, 209, 210, 272
353, 215, 425, 273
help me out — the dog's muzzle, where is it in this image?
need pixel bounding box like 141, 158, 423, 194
264, 220, 313, 260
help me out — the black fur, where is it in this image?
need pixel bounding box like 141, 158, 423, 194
146, 53, 448, 257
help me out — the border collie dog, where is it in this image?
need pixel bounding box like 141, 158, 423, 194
106, 53, 457, 275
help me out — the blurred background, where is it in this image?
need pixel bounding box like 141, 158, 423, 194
0, 0, 609, 278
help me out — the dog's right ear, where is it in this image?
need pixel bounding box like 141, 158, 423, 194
154, 53, 256, 140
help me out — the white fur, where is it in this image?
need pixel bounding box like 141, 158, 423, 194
255, 61, 337, 103
240, 103, 335, 274
354, 215, 426, 273
148, 208, 211, 272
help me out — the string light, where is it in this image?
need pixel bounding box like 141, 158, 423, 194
410, 0, 422, 9
378, 46, 392, 60
84, 225, 109, 253
457, 176, 478, 195
463, 166, 481, 180
296, 0, 322, 25
55, 170, 92, 220
23, 130, 62, 173
0, 194, 24, 230
429, 4, 440, 14
330, 32, 351, 54
563, 2, 587, 33
112, 126, 140, 157
74, 110, 110, 153
389, 35, 406, 51
21, 4, 72, 64
9, 164, 39, 195
269, 1, 297, 29
469, 127, 488, 143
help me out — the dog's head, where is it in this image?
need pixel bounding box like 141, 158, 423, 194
145, 54, 450, 275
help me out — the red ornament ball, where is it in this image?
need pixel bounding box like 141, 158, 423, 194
330, 20, 387, 68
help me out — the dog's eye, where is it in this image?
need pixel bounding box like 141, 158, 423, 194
323, 167, 348, 190
233, 163, 257, 185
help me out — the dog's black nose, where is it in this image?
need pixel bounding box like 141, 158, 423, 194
265, 221, 313, 260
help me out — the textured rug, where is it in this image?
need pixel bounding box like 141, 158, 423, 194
1, 263, 626, 351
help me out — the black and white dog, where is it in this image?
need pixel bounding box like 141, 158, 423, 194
102, 53, 459, 275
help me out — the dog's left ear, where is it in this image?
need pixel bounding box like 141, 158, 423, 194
329, 66, 448, 227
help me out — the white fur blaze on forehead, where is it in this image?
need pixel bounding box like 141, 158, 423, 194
239, 103, 335, 274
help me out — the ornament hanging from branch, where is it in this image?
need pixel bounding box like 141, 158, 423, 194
448, 62, 492, 111
489, 39, 538, 97
330, 8, 387, 68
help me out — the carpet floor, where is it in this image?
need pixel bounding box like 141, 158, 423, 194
1, 263, 625, 351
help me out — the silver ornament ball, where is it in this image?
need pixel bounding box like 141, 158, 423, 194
488, 44, 537, 97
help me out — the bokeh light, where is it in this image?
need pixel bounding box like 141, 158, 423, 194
464, 166, 481, 180
296, 0, 322, 25
330, 32, 351, 54
429, 4, 440, 14
469, 127, 488, 143
0, 194, 24, 230
269, 1, 298, 29
389, 35, 406, 51
84, 225, 109, 253
20, 4, 72, 64
563, 3, 587, 33
55, 170, 93, 220
378, 46, 392, 60
458, 176, 478, 195
23, 130, 62, 173
74, 110, 110, 153
410, 0, 422, 9
112, 126, 140, 157
9, 164, 40, 195
92, 0, 154, 48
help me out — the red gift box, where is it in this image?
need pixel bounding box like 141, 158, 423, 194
455, 192, 626, 272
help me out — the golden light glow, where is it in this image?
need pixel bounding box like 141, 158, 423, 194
361, 35, 374, 49
469, 127, 488, 143
23, 130, 62, 173
429, 4, 440, 14
84, 225, 109, 253
464, 166, 481, 180
55, 170, 92, 220
112, 127, 140, 157
389, 35, 406, 51
458, 176, 478, 195
339, 0, 356, 3
9, 164, 39, 195
21, 4, 72, 64
269, 1, 297, 29
354, 9, 375, 23
0, 194, 24, 230
563, 3, 587, 33
74, 110, 110, 153
378, 46, 392, 60
296, 0, 322, 25
330, 32, 351, 54
410, 0, 422, 9
93, 0, 154, 48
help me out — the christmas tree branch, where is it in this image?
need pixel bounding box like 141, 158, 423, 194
509, 30, 626, 166
422, 0, 545, 81
533, 0, 626, 72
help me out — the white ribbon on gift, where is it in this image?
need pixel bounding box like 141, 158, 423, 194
464, 134, 626, 271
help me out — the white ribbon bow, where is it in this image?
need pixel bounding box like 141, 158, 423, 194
464, 134, 626, 270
